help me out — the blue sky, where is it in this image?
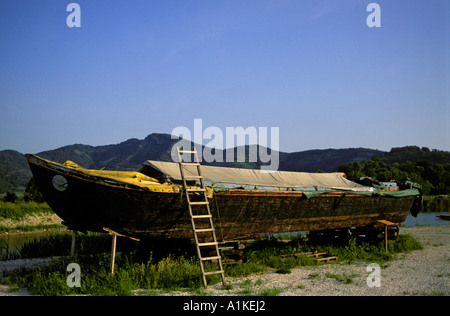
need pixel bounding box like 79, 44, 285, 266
0, 0, 449, 154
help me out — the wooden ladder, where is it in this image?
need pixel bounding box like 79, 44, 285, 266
177, 148, 226, 288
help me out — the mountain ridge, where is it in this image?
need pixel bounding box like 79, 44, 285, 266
1, 133, 449, 194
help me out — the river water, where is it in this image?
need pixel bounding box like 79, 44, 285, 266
0, 231, 68, 260
403, 212, 450, 227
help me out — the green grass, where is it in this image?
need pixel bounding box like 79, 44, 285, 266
0, 224, 63, 234
0, 201, 53, 220
0, 201, 63, 233
4, 254, 206, 296
257, 287, 283, 296
1, 231, 424, 296
325, 272, 360, 285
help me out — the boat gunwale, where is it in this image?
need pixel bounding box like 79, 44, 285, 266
26, 154, 149, 191
214, 188, 368, 198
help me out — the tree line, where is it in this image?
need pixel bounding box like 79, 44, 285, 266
2, 177, 44, 203
337, 157, 450, 195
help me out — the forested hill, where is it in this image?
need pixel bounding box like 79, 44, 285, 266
381, 146, 450, 164
0, 133, 449, 195
337, 146, 450, 195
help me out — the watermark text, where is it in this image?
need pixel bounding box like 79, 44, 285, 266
366, 263, 381, 287
66, 263, 81, 288
171, 119, 279, 172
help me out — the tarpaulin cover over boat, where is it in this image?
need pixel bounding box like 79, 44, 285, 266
143, 160, 373, 191
45, 156, 420, 199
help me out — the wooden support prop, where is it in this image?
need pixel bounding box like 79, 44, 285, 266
110, 234, 117, 275
71, 230, 76, 257
103, 227, 140, 241
103, 227, 140, 275
376, 220, 398, 253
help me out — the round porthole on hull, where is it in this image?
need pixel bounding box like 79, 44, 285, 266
52, 175, 68, 192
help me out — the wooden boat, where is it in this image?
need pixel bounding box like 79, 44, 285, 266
437, 215, 450, 221
26, 154, 422, 241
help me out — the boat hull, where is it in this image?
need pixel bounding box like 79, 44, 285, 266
27, 155, 418, 241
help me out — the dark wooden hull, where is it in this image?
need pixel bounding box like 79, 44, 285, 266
26, 154, 419, 241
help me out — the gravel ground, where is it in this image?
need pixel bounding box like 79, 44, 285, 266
157, 225, 450, 296
1, 225, 449, 296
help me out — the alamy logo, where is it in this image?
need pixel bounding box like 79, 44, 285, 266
171, 119, 279, 172
66, 3, 81, 28
366, 263, 381, 287
66, 263, 81, 288
366, 3, 381, 28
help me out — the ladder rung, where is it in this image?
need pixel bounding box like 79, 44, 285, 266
186, 188, 206, 192
203, 270, 224, 275
192, 214, 212, 219
200, 255, 221, 261
183, 175, 203, 180
180, 162, 200, 166
178, 150, 197, 154
195, 228, 214, 233
198, 242, 218, 247
189, 201, 209, 205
